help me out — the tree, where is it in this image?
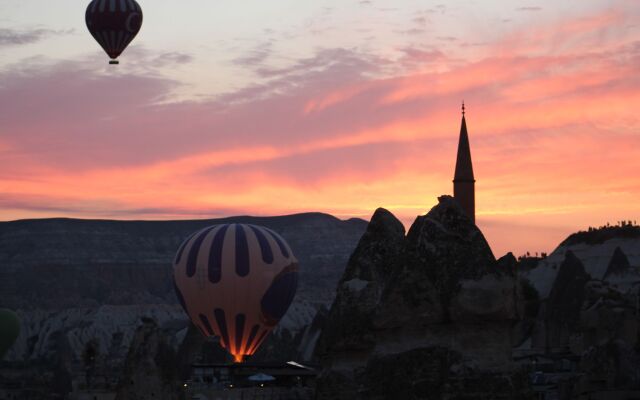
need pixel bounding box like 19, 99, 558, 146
83, 338, 100, 388
52, 361, 73, 396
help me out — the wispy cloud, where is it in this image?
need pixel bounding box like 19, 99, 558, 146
152, 52, 193, 67
516, 6, 542, 12
232, 42, 273, 67
0, 28, 73, 47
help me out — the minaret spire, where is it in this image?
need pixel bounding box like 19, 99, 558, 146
453, 102, 475, 223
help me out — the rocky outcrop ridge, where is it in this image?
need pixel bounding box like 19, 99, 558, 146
315, 196, 525, 399
376, 197, 514, 330
523, 226, 640, 298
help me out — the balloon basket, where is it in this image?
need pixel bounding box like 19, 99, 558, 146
109, 60, 119, 65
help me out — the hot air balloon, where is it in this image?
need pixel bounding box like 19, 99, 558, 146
85, 0, 143, 64
0, 309, 20, 360
173, 224, 298, 363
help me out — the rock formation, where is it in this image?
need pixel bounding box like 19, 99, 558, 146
523, 224, 640, 298
602, 246, 640, 292
565, 278, 640, 395
115, 319, 181, 400
316, 208, 405, 356
315, 196, 527, 399
523, 245, 640, 397
533, 251, 591, 352
604, 247, 632, 279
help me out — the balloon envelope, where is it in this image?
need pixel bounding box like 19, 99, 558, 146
0, 309, 20, 360
173, 224, 298, 363
85, 0, 143, 63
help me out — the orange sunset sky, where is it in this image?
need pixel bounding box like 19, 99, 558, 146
0, 0, 638, 257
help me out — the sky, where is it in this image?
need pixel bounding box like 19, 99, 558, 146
0, 0, 638, 257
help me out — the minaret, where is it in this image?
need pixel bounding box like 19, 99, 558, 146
453, 102, 475, 224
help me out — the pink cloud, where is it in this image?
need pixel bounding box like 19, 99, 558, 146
1, 6, 638, 256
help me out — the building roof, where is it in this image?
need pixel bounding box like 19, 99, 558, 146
191, 361, 318, 371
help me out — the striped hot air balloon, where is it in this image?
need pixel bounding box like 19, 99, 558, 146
173, 224, 298, 363
85, 0, 143, 64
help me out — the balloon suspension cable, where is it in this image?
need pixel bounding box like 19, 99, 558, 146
109, 59, 119, 65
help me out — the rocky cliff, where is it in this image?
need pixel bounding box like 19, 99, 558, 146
315, 196, 527, 399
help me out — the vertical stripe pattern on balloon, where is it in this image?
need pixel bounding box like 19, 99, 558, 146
173, 223, 298, 362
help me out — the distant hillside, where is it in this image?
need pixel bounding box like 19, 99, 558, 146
0, 212, 368, 364
0, 213, 368, 309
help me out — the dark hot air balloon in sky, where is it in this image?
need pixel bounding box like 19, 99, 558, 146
85, 0, 143, 64
0, 309, 20, 360
173, 224, 298, 363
